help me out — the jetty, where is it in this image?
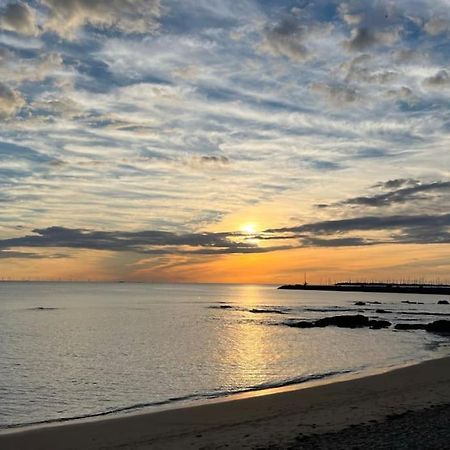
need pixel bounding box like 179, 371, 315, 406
278, 282, 450, 295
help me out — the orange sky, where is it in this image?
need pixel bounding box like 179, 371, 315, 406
2, 243, 449, 284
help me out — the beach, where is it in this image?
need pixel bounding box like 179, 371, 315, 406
1, 355, 450, 449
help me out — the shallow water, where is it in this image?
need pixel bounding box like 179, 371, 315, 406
0, 282, 449, 428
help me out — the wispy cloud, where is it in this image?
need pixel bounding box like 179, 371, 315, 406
0, 0, 449, 279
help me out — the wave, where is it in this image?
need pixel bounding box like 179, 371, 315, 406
26, 307, 59, 311
304, 307, 356, 313
0, 369, 352, 430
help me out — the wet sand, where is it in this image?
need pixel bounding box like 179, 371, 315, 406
1, 356, 450, 449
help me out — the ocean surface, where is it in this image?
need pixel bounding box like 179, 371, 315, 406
1, 282, 449, 429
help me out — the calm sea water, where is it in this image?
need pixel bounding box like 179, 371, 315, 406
1, 282, 449, 428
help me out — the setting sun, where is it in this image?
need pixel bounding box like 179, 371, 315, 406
241, 223, 257, 235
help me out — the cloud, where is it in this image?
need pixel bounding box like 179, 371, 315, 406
318, 179, 450, 209
344, 28, 400, 52
423, 69, 450, 88
186, 155, 230, 170
265, 213, 450, 247
41, 0, 161, 38
339, 180, 450, 207
0, 1, 38, 36
0, 226, 291, 256
0, 51, 64, 84
340, 1, 402, 51
0, 82, 24, 119
373, 178, 419, 190
341, 54, 397, 84
424, 16, 449, 36
0, 250, 67, 259
310, 82, 359, 105
260, 14, 310, 61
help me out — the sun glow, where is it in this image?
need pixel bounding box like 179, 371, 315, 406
241, 223, 257, 235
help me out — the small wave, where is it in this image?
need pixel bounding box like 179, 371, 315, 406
304, 307, 355, 313
27, 307, 59, 311
0, 369, 352, 430
208, 305, 235, 310
399, 311, 450, 317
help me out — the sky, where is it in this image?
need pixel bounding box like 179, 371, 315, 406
0, 0, 449, 283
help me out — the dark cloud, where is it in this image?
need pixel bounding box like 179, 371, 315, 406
0, 226, 291, 256
344, 28, 378, 51
261, 14, 310, 61
423, 70, 450, 88
339, 2, 402, 51
373, 178, 419, 189
0, 2, 37, 36
300, 236, 375, 247
265, 213, 450, 247
0, 250, 67, 259
329, 180, 450, 208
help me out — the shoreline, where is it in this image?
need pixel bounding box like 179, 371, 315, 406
2, 355, 450, 449
0, 352, 444, 432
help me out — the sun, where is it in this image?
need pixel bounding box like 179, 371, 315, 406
241, 223, 257, 235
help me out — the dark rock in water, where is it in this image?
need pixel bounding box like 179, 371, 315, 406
368, 319, 391, 329
438, 300, 449, 305
285, 321, 316, 328
219, 305, 233, 309
315, 314, 370, 328
368, 301, 382, 305
426, 320, 450, 333
394, 323, 427, 330
401, 300, 424, 305
249, 308, 286, 314
286, 314, 391, 330
354, 301, 366, 306
375, 309, 391, 314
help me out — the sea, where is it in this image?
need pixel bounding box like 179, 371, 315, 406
1, 282, 449, 429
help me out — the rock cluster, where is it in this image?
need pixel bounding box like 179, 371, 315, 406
286, 315, 450, 334
285, 314, 391, 330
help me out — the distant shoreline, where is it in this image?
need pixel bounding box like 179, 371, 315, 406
278, 283, 450, 295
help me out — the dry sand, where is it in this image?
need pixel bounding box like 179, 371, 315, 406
1, 356, 450, 450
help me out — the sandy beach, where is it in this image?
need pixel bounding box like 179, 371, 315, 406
1, 356, 450, 449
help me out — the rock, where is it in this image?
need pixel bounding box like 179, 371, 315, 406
368, 301, 382, 305
354, 301, 366, 306
438, 300, 449, 305
426, 320, 450, 333
368, 319, 391, 329
249, 308, 286, 314
285, 321, 315, 328
286, 314, 391, 330
315, 314, 370, 328
394, 323, 427, 330
401, 300, 424, 305
375, 309, 391, 314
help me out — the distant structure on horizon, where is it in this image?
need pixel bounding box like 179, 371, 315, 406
279, 280, 450, 295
